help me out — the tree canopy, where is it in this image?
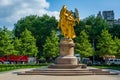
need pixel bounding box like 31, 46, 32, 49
14, 15, 58, 56
0, 27, 14, 56
19, 29, 38, 56
97, 29, 117, 57
75, 30, 94, 57
110, 24, 120, 38
43, 30, 59, 58
114, 37, 120, 58
0, 14, 120, 59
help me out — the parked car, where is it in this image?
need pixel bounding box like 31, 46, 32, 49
106, 58, 120, 65
114, 59, 120, 65
4, 61, 10, 64
82, 58, 92, 65
93, 61, 101, 65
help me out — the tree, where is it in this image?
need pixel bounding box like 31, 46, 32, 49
110, 24, 120, 38
20, 29, 38, 56
13, 37, 22, 55
74, 20, 86, 37
76, 16, 109, 50
114, 37, 120, 58
84, 16, 109, 37
0, 27, 14, 56
75, 30, 94, 57
43, 30, 59, 59
14, 15, 58, 56
97, 29, 117, 57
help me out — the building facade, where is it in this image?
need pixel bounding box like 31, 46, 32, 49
97, 10, 120, 27
102, 10, 114, 27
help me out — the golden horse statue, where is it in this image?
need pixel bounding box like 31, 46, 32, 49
58, 5, 80, 39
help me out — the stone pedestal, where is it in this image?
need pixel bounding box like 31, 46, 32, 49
55, 38, 78, 65
49, 38, 86, 68
59, 38, 75, 57
55, 56, 77, 65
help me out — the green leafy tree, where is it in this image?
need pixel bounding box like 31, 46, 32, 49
110, 24, 120, 38
13, 37, 22, 55
14, 15, 58, 56
75, 16, 109, 50
0, 27, 14, 56
84, 16, 109, 37
75, 30, 94, 57
97, 29, 117, 57
74, 20, 86, 37
43, 30, 59, 58
114, 37, 120, 58
20, 29, 38, 56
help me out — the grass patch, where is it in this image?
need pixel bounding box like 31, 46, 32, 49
91, 65, 120, 71
0, 63, 48, 72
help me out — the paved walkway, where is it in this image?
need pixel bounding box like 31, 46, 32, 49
0, 68, 120, 80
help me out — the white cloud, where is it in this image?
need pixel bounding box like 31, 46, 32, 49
0, 0, 59, 30
46, 11, 59, 20
0, 0, 13, 6
35, 0, 49, 9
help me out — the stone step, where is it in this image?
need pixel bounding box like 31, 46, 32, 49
89, 69, 113, 73
25, 70, 92, 73
95, 73, 118, 75
17, 68, 119, 76
33, 69, 89, 71
33, 69, 109, 73
48, 64, 87, 69
18, 72, 94, 76
90, 70, 110, 73
89, 69, 102, 71
18, 72, 118, 76
18, 72, 117, 75
24, 70, 111, 74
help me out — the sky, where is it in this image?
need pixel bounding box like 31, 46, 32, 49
0, 0, 120, 30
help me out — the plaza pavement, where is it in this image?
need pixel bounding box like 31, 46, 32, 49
0, 67, 120, 80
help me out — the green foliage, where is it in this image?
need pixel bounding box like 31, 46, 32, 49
0, 27, 38, 56
92, 65, 120, 71
97, 29, 117, 57
75, 16, 109, 51
43, 30, 59, 58
0, 27, 14, 55
0, 14, 119, 59
20, 29, 38, 56
114, 37, 120, 58
75, 30, 94, 57
40, 56, 46, 61
110, 24, 120, 38
76, 16, 109, 38
84, 16, 109, 44
13, 37, 22, 55
14, 15, 58, 56
74, 20, 86, 37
